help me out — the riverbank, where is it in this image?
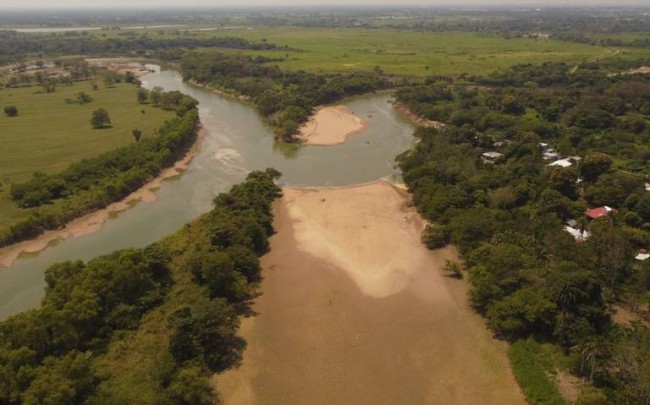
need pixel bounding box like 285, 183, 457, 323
214, 181, 525, 404
187, 79, 252, 104
297, 105, 367, 146
0, 127, 206, 269
392, 101, 448, 130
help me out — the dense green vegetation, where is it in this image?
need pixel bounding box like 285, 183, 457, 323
0, 87, 199, 248
0, 169, 281, 404
397, 60, 650, 403
0, 31, 286, 65
180, 51, 389, 141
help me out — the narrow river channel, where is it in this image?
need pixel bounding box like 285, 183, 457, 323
0, 66, 415, 319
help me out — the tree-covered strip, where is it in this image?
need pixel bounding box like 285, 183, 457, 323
0, 169, 282, 404
0, 31, 289, 65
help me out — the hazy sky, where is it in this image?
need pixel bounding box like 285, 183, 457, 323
0, 0, 648, 8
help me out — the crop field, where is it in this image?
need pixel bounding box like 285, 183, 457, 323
190, 27, 644, 76
0, 79, 174, 231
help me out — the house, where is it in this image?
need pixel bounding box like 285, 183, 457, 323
481, 152, 504, 164
548, 156, 581, 168
543, 151, 561, 161
564, 225, 590, 242
586, 206, 615, 220
635, 252, 649, 261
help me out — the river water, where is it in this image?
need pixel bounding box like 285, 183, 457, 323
0, 67, 415, 320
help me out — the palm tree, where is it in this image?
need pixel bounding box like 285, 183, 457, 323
571, 338, 608, 382
443, 260, 463, 279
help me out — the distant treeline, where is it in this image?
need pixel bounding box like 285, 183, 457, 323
180, 51, 390, 141
245, 8, 650, 38
0, 91, 199, 248
0, 169, 282, 404
0, 31, 287, 65
397, 61, 650, 403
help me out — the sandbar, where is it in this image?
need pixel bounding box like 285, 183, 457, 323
297, 105, 367, 146
214, 181, 525, 405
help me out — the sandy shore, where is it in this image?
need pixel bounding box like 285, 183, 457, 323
214, 181, 525, 405
297, 105, 367, 146
0, 128, 206, 269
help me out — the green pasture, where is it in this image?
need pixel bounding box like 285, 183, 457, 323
0, 79, 174, 231
191, 27, 643, 76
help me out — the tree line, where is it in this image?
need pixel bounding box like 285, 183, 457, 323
0, 91, 199, 248
180, 51, 390, 141
396, 60, 650, 404
0, 169, 282, 404
0, 31, 287, 66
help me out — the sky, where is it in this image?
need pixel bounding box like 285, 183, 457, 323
0, 0, 648, 8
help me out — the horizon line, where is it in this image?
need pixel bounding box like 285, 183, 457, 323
1, 4, 650, 10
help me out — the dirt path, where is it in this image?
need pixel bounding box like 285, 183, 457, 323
214, 181, 525, 405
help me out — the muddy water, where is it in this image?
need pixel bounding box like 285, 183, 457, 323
0, 66, 415, 319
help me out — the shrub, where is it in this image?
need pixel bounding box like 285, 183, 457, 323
508, 339, 566, 405
4, 105, 18, 117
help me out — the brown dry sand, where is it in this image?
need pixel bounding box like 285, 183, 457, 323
297, 106, 367, 146
85, 57, 153, 78
214, 181, 525, 405
0, 128, 206, 269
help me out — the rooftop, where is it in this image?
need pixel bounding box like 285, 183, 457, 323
586, 206, 614, 220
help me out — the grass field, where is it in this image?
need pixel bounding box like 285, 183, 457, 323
187, 27, 644, 76
0, 79, 174, 231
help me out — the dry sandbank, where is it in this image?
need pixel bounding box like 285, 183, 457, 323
0, 128, 206, 269
297, 105, 367, 146
215, 181, 525, 405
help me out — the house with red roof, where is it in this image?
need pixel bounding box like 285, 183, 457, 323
585, 206, 615, 220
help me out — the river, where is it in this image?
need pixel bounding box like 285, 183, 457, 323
0, 66, 415, 320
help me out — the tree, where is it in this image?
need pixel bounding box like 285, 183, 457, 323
132, 129, 142, 143
580, 153, 613, 182
421, 223, 449, 249
168, 297, 245, 372
76, 92, 93, 104
4, 105, 18, 117
166, 366, 214, 405
443, 260, 463, 279
150, 87, 163, 107
90, 108, 111, 129
549, 166, 578, 198
136, 88, 148, 104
